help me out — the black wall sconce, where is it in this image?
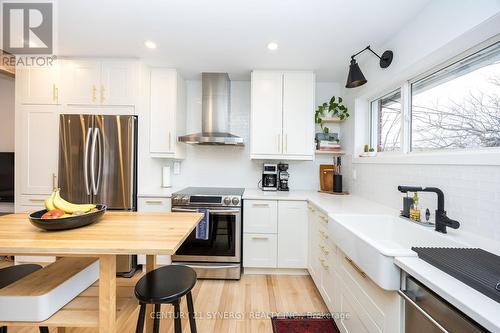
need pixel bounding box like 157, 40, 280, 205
345, 45, 393, 88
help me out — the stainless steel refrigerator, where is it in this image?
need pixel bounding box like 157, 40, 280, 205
58, 114, 138, 276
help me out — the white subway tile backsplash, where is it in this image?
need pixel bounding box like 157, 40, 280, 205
351, 163, 500, 241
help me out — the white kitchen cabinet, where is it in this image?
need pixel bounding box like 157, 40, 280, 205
63, 59, 138, 106
137, 197, 171, 212
243, 233, 278, 268
17, 105, 59, 197
149, 68, 186, 159
250, 71, 283, 155
17, 63, 61, 105
250, 70, 315, 160
243, 199, 307, 270
277, 200, 308, 268
243, 200, 278, 233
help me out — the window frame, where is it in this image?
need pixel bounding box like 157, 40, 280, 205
365, 38, 500, 161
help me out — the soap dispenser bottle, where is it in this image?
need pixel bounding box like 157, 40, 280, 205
409, 192, 421, 222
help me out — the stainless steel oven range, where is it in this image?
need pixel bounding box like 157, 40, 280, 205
171, 187, 244, 280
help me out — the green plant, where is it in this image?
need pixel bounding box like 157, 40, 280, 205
364, 144, 369, 153
368, 148, 375, 152
315, 96, 349, 134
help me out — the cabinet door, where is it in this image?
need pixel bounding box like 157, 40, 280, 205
137, 197, 171, 212
243, 233, 277, 268
150, 69, 177, 155
63, 60, 101, 105
100, 61, 138, 106
282, 72, 315, 157
243, 200, 278, 233
250, 71, 283, 156
17, 64, 60, 104
277, 200, 308, 268
18, 105, 59, 195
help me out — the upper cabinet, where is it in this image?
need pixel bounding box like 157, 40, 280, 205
149, 68, 186, 159
62, 59, 138, 106
250, 70, 315, 160
17, 62, 61, 105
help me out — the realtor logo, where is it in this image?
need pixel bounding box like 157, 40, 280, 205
2, 2, 53, 54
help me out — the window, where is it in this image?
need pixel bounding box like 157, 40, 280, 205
370, 89, 402, 152
411, 42, 500, 151
368, 40, 500, 155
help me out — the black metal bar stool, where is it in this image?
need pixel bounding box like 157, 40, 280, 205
134, 265, 197, 333
0, 264, 49, 333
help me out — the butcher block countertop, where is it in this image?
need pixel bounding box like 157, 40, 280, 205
0, 211, 203, 333
0, 211, 203, 256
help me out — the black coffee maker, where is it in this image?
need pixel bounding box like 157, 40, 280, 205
278, 163, 289, 191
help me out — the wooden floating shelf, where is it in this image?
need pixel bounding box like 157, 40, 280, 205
320, 117, 345, 123
315, 150, 345, 155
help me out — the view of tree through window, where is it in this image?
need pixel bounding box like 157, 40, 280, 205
372, 90, 401, 152
411, 43, 500, 151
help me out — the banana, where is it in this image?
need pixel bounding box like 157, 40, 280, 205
44, 191, 56, 211
53, 190, 96, 214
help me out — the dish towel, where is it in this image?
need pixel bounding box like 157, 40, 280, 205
195, 208, 210, 240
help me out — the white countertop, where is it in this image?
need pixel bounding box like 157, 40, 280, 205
243, 188, 500, 330
395, 257, 500, 332
138, 187, 180, 198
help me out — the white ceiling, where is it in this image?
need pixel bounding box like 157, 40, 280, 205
56, 0, 432, 81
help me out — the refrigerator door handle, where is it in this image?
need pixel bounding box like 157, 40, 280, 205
96, 128, 102, 195
90, 128, 99, 195
83, 128, 92, 195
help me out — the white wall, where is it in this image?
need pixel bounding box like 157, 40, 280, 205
0, 75, 15, 152
139, 79, 344, 192
343, 2, 500, 241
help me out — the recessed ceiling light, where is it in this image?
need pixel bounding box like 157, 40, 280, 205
267, 42, 278, 51
144, 40, 157, 49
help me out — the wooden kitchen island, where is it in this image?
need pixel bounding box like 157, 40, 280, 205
0, 211, 203, 333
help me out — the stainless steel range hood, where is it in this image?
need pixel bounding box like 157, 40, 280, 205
178, 73, 244, 146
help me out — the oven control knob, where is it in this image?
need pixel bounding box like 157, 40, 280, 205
231, 197, 240, 206
172, 196, 178, 204
181, 196, 189, 204
223, 196, 231, 205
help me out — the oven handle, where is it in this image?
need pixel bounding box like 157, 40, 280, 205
172, 208, 240, 215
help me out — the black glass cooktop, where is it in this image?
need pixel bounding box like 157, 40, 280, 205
173, 187, 245, 196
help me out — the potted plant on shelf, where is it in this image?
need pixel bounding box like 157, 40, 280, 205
315, 96, 349, 134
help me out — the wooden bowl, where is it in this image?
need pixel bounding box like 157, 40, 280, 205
28, 205, 106, 231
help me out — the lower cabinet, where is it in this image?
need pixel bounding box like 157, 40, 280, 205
243, 199, 307, 269
307, 202, 401, 333
137, 196, 172, 265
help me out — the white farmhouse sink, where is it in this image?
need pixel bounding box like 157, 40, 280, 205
328, 214, 468, 290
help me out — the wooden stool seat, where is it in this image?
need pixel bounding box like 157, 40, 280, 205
134, 265, 197, 333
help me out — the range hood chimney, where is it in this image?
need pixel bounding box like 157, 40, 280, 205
178, 73, 244, 146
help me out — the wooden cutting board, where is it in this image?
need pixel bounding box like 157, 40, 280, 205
319, 164, 334, 192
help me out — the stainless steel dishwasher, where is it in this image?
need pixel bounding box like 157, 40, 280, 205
399, 272, 487, 333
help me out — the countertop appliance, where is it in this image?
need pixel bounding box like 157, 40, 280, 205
262, 163, 278, 191
400, 272, 486, 332
178, 73, 244, 146
278, 162, 289, 191
0, 153, 14, 203
58, 114, 138, 277
171, 187, 244, 280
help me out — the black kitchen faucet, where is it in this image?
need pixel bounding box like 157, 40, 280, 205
397, 186, 460, 233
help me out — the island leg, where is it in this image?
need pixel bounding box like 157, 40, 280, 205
145, 255, 156, 333
99, 255, 116, 333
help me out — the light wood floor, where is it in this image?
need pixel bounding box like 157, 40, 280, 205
1, 260, 327, 333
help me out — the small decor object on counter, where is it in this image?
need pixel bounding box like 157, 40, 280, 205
319, 164, 334, 192
409, 192, 421, 222
333, 156, 343, 193
401, 194, 413, 218
360, 145, 377, 157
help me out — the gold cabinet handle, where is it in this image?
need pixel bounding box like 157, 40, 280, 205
55, 87, 59, 103
100, 85, 106, 104
252, 236, 269, 240
277, 134, 281, 152
52, 84, 57, 102
92, 85, 97, 103
319, 245, 329, 255
252, 203, 269, 208
308, 206, 316, 212
345, 256, 366, 278
320, 215, 329, 223
319, 230, 328, 239
284, 133, 288, 153
29, 198, 45, 203
52, 173, 57, 191
145, 200, 163, 204
319, 258, 329, 270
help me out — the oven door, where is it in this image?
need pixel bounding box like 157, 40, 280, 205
171, 207, 241, 263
